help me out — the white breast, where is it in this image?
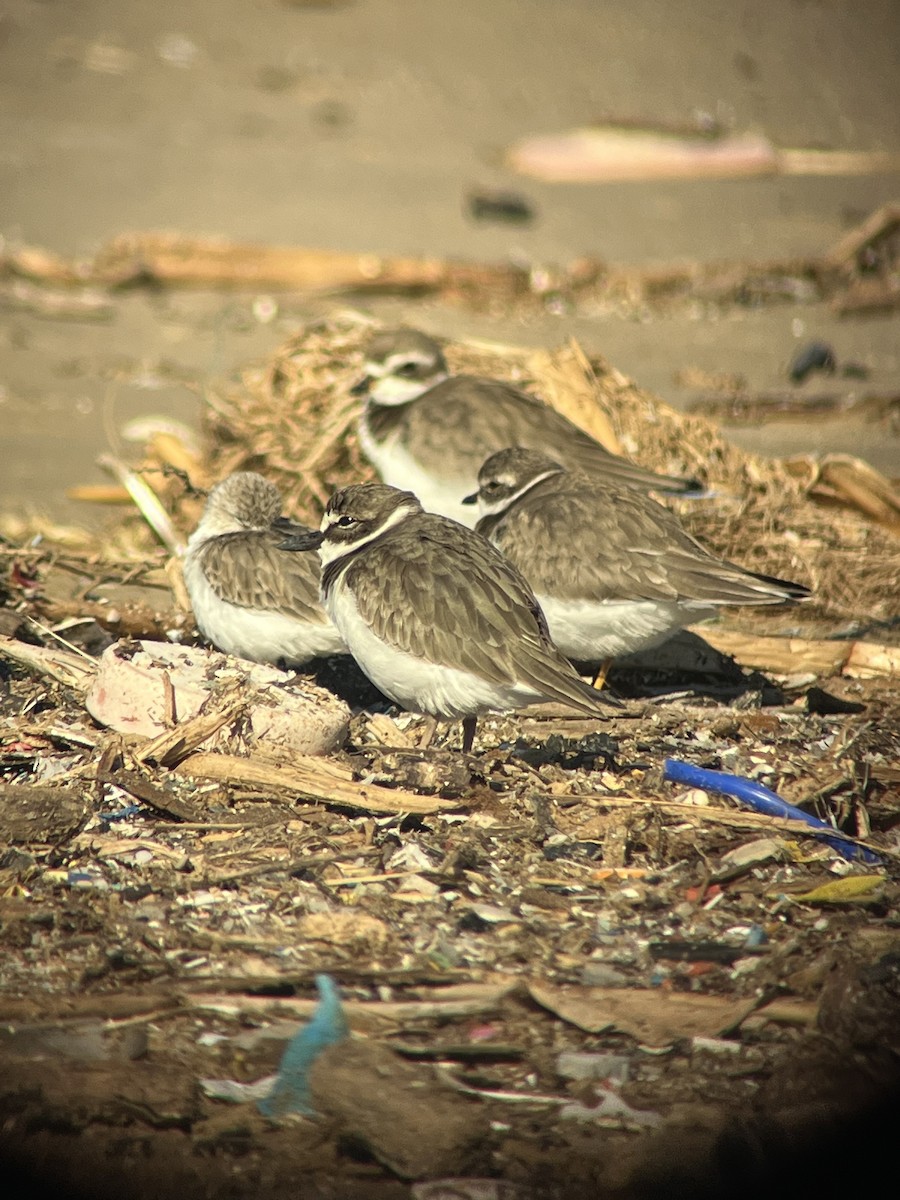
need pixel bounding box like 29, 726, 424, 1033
536, 594, 717, 661
358, 413, 477, 527
327, 576, 545, 719
183, 552, 345, 666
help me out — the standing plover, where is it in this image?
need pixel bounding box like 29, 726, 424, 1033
353, 327, 701, 527
183, 472, 345, 666
278, 482, 617, 749
466, 448, 810, 664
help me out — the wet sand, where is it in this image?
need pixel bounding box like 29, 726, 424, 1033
1, 0, 898, 523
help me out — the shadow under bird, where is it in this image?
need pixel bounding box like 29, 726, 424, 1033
183, 471, 346, 666
278, 482, 619, 751
465, 448, 811, 664
352, 327, 702, 528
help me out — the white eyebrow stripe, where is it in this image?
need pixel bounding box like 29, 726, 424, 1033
316, 502, 419, 566
478, 468, 560, 516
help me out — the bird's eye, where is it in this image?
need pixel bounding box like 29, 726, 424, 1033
396, 361, 420, 377
336, 514, 355, 528
484, 481, 501, 494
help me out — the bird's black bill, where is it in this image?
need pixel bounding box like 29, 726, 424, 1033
279, 529, 325, 552
659, 475, 705, 496
461, 491, 478, 505
350, 375, 372, 397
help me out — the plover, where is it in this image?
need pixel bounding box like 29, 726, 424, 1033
183, 472, 346, 666
466, 448, 810, 664
352, 327, 701, 527
278, 482, 618, 750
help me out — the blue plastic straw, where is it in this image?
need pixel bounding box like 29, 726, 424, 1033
663, 759, 881, 865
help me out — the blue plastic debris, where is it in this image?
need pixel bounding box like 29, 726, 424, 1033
743, 924, 768, 949
663, 759, 881, 865
100, 803, 142, 826
258, 973, 348, 1118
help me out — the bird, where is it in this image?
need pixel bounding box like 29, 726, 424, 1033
464, 448, 811, 666
277, 482, 618, 751
183, 471, 346, 666
351, 327, 702, 527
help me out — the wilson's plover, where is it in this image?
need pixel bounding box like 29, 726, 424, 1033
466, 448, 810, 663
353, 327, 701, 527
183, 472, 346, 666
279, 481, 618, 749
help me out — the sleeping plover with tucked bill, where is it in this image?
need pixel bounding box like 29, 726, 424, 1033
183, 472, 346, 666
465, 448, 811, 665
352, 327, 701, 527
278, 482, 618, 750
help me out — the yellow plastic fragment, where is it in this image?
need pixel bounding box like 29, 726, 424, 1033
791, 875, 885, 905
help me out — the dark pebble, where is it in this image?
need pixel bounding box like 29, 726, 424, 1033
789, 340, 837, 383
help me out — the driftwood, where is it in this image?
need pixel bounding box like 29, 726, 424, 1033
2, 204, 898, 316
188, 981, 514, 1031
801, 454, 900, 534
697, 629, 900, 679
0, 634, 96, 692
505, 126, 900, 185
175, 750, 462, 815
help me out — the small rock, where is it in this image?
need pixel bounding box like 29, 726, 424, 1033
580, 962, 629, 988
467, 190, 535, 225
789, 340, 836, 383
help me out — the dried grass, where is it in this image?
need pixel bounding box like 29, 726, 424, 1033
203, 312, 900, 628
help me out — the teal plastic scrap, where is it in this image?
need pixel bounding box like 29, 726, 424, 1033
258, 973, 348, 1118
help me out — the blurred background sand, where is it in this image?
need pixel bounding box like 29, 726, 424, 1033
1, 0, 898, 520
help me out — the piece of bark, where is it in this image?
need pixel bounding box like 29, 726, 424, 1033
88, 231, 527, 297
833, 279, 900, 315
187, 985, 510, 1032
806, 454, 900, 533
822, 203, 900, 272
101, 769, 200, 822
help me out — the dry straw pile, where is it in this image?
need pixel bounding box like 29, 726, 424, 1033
204, 313, 899, 631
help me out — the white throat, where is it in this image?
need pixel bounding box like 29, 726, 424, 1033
365, 371, 447, 407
